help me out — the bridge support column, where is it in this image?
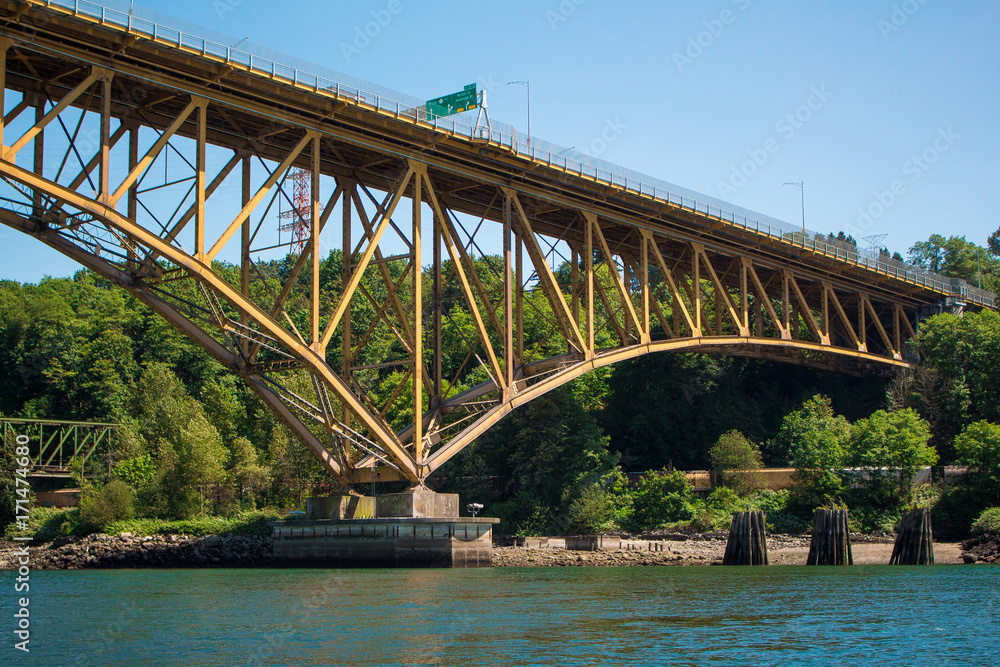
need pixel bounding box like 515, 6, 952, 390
306, 494, 374, 520
376, 488, 458, 518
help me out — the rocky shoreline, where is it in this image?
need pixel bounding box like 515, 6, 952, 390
0, 533, 272, 570
960, 535, 1000, 564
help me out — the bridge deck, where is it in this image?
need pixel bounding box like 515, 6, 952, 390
1, 0, 992, 312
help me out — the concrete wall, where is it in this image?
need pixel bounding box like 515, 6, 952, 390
565, 535, 622, 551
506, 535, 666, 552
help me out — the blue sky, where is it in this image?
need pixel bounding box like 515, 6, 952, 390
1, 0, 998, 282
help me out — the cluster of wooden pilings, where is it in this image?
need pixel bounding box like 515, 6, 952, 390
889, 507, 935, 565
722, 511, 769, 565
806, 508, 853, 565
722, 506, 936, 566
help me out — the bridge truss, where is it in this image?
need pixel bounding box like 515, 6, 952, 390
0, 2, 987, 488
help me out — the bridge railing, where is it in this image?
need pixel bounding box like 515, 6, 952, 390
1, 417, 118, 474
33, 1, 997, 310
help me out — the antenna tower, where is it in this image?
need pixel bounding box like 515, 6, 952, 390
278, 169, 316, 254
861, 233, 888, 259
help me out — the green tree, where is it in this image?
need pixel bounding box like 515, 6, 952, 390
972, 507, 1000, 536
601, 353, 725, 470
908, 234, 1000, 292
828, 231, 857, 247
111, 453, 156, 491
900, 310, 1000, 460
229, 436, 270, 507
708, 430, 764, 496
954, 420, 1000, 503
133, 362, 202, 449
628, 468, 696, 530
847, 409, 936, 504
200, 378, 247, 447
0, 428, 21, 532
563, 482, 615, 535
167, 412, 228, 516
467, 387, 618, 512
777, 395, 851, 509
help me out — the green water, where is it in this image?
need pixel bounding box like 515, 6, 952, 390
11, 565, 999, 666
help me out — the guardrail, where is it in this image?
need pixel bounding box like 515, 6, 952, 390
31, 0, 998, 310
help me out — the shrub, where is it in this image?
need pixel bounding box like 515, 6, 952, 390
105, 510, 281, 538
709, 430, 765, 496
563, 483, 614, 535
971, 507, 1000, 536
3, 506, 83, 541
845, 499, 905, 533
484, 491, 552, 535
560, 469, 632, 535
78, 480, 135, 531
766, 509, 810, 535
517, 506, 555, 537
692, 488, 809, 534
696, 487, 742, 531
932, 484, 986, 540
627, 469, 696, 531
955, 421, 1000, 504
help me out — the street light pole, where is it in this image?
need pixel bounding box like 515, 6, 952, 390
506, 79, 530, 148
783, 181, 805, 233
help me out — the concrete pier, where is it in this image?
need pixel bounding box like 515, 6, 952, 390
271, 517, 499, 567
274, 489, 498, 567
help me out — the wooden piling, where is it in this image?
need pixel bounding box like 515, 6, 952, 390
722, 511, 769, 565
806, 509, 853, 565
889, 507, 934, 565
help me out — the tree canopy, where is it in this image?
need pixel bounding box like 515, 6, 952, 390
777, 395, 851, 509
847, 408, 937, 504
908, 234, 1000, 293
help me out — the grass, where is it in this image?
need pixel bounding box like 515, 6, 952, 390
3, 506, 80, 541
105, 511, 283, 538
4, 508, 288, 542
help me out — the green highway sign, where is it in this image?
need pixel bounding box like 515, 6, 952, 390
425, 83, 477, 120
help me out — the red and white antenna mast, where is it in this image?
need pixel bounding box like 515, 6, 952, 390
278, 169, 315, 254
